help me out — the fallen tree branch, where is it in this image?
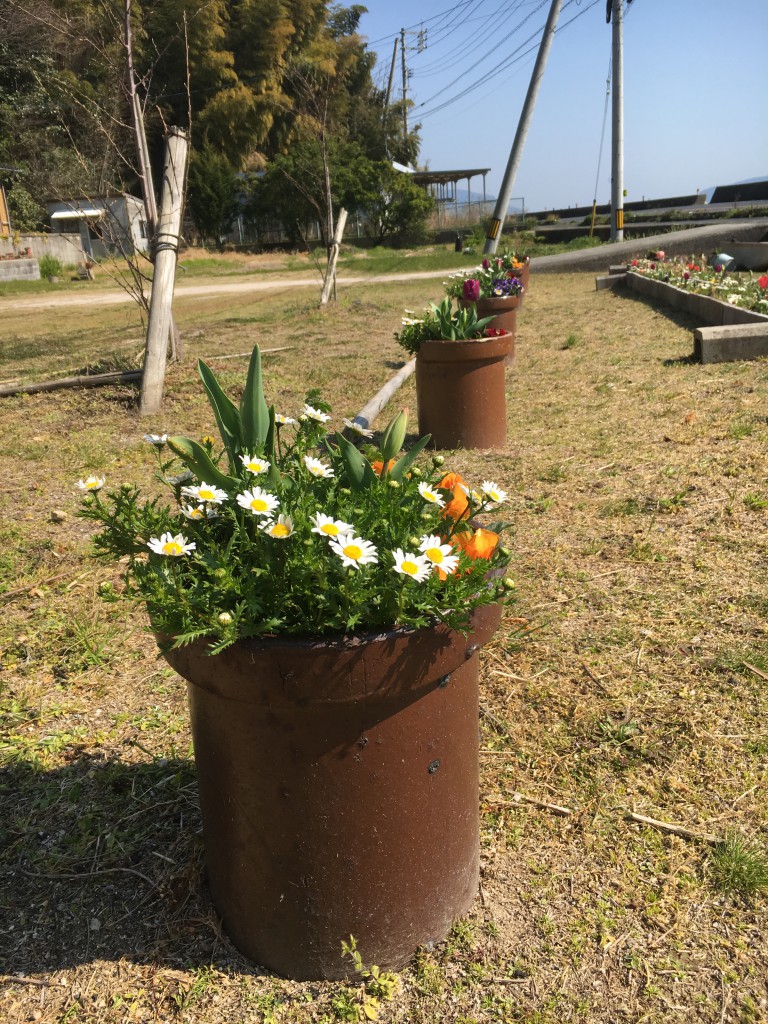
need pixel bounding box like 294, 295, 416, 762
0, 370, 142, 398
624, 810, 718, 845
484, 792, 575, 817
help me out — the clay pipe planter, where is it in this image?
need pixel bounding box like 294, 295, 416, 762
160, 603, 502, 980
416, 332, 512, 450
459, 294, 520, 336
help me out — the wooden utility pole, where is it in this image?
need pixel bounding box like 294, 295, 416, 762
400, 28, 408, 140
139, 127, 189, 417
320, 207, 347, 305
483, 0, 562, 254
383, 36, 399, 122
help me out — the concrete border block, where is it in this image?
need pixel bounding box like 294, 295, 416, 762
694, 324, 768, 363
595, 273, 627, 290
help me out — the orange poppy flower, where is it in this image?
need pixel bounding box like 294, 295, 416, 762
438, 472, 470, 520
371, 458, 396, 475
455, 527, 499, 561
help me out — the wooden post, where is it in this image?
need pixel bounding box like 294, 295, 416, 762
139, 127, 189, 417
320, 207, 347, 306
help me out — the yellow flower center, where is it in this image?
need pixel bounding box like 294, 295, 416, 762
271, 523, 290, 537
86, 480, 100, 489
250, 498, 268, 511
321, 523, 339, 535
189, 509, 204, 519
163, 541, 183, 556
425, 547, 443, 564
402, 560, 419, 576
343, 543, 362, 560
424, 490, 438, 502
199, 489, 215, 500
247, 462, 263, 472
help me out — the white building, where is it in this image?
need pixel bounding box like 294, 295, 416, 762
46, 195, 149, 259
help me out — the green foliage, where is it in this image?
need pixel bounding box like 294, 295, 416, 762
395, 297, 496, 354
6, 185, 44, 231
186, 146, 238, 244
38, 255, 63, 279
709, 834, 768, 897
340, 936, 399, 1020
77, 345, 512, 649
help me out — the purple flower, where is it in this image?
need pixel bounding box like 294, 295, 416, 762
462, 278, 481, 302
491, 276, 522, 297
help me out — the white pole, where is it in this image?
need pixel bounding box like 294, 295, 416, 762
610, 0, 624, 242
484, 0, 562, 254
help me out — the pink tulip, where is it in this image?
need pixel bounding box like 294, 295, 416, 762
462, 278, 480, 302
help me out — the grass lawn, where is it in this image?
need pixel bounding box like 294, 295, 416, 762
1, 266, 767, 1023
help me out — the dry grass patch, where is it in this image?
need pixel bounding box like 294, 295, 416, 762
1, 272, 767, 1023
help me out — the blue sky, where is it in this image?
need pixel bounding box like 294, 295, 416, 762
358, 0, 768, 211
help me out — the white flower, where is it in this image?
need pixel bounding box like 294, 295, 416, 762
481, 481, 507, 504
240, 454, 270, 475
311, 512, 353, 538
259, 514, 294, 539
329, 533, 378, 569
304, 456, 334, 478
182, 482, 228, 504
418, 481, 445, 507
218, 612, 233, 625
236, 486, 279, 517
76, 476, 105, 491
275, 413, 296, 425
147, 532, 196, 557
392, 548, 432, 582
181, 503, 217, 521
144, 433, 168, 447
302, 404, 331, 424
343, 417, 374, 438
419, 535, 459, 575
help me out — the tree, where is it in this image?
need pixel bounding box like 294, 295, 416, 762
187, 146, 238, 244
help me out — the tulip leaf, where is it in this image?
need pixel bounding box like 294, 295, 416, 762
198, 359, 242, 468
379, 410, 408, 463
337, 432, 378, 491
166, 435, 239, 490
241, 346, 270, 451
389, 434, 432, 482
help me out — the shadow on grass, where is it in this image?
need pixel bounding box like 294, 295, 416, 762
0, 753, 262, 975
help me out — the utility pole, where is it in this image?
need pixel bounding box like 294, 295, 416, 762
483, 0, 562, 255
608, 0, 625, 241
383, 36, 399, 122
400, 28, 408, 141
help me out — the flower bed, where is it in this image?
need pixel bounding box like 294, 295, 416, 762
626, 254, 768, 325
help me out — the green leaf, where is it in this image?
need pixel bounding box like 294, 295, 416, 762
198, 359, 242, 466
389, 433, 432, 481
166, 435, 239, 490
337, 432, 378, 491
379, 410, 408, 463
240, 346, 270, 451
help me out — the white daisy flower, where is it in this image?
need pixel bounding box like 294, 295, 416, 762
76, 476, 105, 491
147, 532, 196, 557
392, 548, 432, 582
418, 481, 445, 507
182, 482, 228, 504
311, 512, 353, 538
481, 481, 507, 504
304, 456, 334, 478
275, 413, 296, 425
181, 503, 218, 521
259, 514, 294, 539
343, 418, 374, 438
419, 535, 459, 575
240, 454, 270, 475
143, 433, 168, 447
236, 486, 279, 517
329, 533, 378, 569
302, 404, 331, 424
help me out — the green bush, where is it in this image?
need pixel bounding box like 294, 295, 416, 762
38, 255, 63, 279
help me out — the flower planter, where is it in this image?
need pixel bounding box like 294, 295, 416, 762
460, 295, 521, 336
161, 603, 501, 980
416, 332, 512, 450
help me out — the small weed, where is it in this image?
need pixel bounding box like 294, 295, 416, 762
600, 497, 643, 517
598, 717, 640, 745
538, 464, 568, 484
340, 936, 399, 1020
743, 492, 768, 511
708, 833, 768, 896
562, 334, 578, 349
629, 541, 665, 562
728, 418, 754, 440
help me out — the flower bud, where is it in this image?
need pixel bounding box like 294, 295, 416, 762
409, 466, 422, 477
214, 568, 227, 578
340, 488, 352, 496
218, 612, 233, 625
408, 536, 421, 548
388, 479, 401, 489
432, 455, 445, 467
499, 546, 511, 558
503, 577, 516, 591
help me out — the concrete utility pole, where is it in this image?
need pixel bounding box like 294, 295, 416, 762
383, 36, 399, 122
609, 0, 625, 241
139, 127, 189, 417
484, 0, 562, 255
400, 28, 408, 140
